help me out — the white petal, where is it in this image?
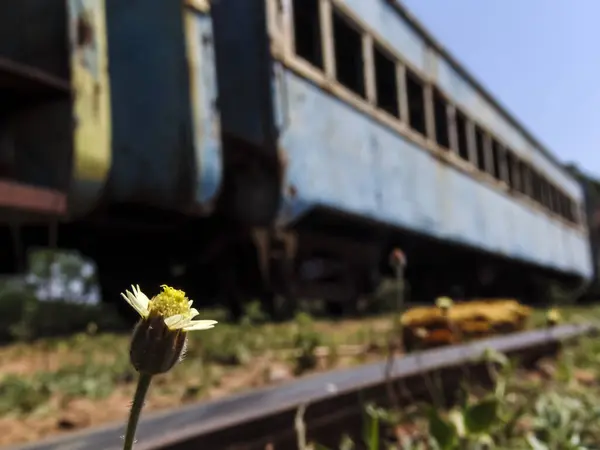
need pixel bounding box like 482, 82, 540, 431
120, 285, 150, 317
188, 308, 199, 319
183, 320, 218, 331
164, 314, 191, 330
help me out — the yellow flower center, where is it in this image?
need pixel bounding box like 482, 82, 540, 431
149, 285, 190, 318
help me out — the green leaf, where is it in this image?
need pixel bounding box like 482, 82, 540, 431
428, 408, 458, 450
526, 433, 550, 450
464, 398, 499, 435
448, 409, 466, 438
363, 404, 380, 450
502, 403, 527, 440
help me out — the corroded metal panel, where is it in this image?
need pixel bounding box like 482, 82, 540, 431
105, 0, 222, 211
0, 180, 66, 216
67, 0, 112, 217
277, 71, 593, 278
184, 7, 223, 210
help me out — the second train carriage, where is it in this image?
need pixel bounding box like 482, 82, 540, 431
0, 0, 594, 318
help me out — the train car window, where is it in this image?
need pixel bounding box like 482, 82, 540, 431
531, 171, 543, 205
557, 192, 565, 218
539, 178, 546, 208
532, 171, 540, 204
332, 9, 365, 98
521, 162, 532, 198
373, 44, 399, 118
491, 138, 504, 181
548, 183, 556, 213
549, 184, 556, 212
455, 109, 469, 161
474, 126, 486, 172
551, 185, 560, 215
404, 69, 426, 136
542, 179, 551, 210
567, 197, 575, 223
554, 187, 562, 216
292, 0, 323, 70
433, 88, 450, 150
505, 149, 515, 189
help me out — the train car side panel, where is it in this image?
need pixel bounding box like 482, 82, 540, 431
105, 0, 199, 210
184, 4, 222, 209
277, 70, 592, 278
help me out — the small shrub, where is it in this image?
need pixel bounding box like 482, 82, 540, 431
292, 312, 323, 374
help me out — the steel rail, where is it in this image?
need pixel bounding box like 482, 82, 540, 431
7, 323, 595, 450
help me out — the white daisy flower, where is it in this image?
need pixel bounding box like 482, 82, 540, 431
121, 284, 217, 332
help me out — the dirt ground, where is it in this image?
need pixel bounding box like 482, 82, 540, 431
0, 316, 392, 446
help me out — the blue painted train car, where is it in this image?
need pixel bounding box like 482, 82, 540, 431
211, 0, 593, 310
0, 0, 593, 318
0, 0, 288, 319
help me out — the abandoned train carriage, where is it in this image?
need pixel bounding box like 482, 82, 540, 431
0, 0, 593, 318
213, 0, 593, 306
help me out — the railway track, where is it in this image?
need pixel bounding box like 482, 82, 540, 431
8, 323, 595, 450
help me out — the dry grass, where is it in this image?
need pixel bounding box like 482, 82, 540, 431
0, 303, 595, 447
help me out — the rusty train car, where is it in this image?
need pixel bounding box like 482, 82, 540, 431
0, 0, 594, 319
567, 165, 600, 301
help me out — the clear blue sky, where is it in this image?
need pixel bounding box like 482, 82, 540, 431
401, 0, 600, 178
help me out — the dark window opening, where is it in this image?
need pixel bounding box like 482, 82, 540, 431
557, 192, 565, 218
548, 184, 555, 211
332, 10, 365, 98
549, 185, 558, 214
405, 69, 426, 135
292, 0, 323, 69
531, 171, 542, 204
540, 179, 550, 209
565, 197, 577, 223
505, 150, 515, 188
373, 45, 399, 117
556, 191, 563, 216
567, 199, 577, 223
455, 109, 469, 161
474, 126, 486, 172
433, 89, 450, 149
491, 139, 503, 181
520, 162, 531, 197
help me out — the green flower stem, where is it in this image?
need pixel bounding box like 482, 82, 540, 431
123, 372, 153, 450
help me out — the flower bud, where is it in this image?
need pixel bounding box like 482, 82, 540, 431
435, 296, 453, 316
130, 314, 188, 375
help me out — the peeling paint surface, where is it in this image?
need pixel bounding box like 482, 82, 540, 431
184, 9, 222, 208
67, 0, 112, 214
277, 70, 592, 278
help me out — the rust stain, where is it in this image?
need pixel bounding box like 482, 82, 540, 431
0, 179, 66, 215
76, 15, 94, 47
287, 184, 297, 198
69, 0, 112, 186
